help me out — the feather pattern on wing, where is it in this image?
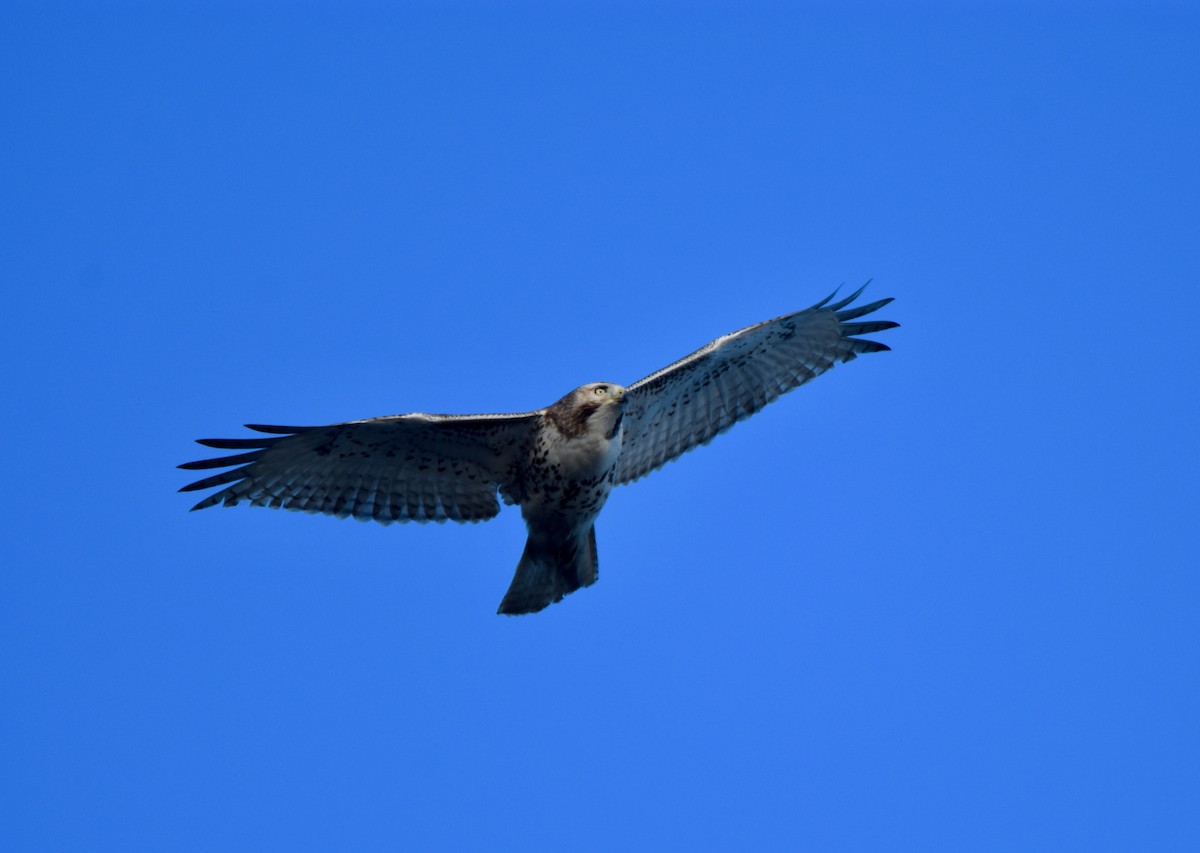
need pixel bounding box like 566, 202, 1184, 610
615, 284, 898, 484
179, 412, 539, 524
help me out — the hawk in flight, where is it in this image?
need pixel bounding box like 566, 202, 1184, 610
180, 286, 897, 614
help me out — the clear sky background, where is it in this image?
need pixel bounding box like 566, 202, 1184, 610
2, 2, 1197, 850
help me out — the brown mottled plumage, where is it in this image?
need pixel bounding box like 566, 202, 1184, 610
180, 285, 897, 614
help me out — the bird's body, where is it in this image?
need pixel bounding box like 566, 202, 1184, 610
180, 286, 898, 614
522, 384, 626, 529
499, 384, 627, 613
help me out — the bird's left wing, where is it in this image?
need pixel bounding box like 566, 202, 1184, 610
616, 285, 898, 484
179, 412, 539, 524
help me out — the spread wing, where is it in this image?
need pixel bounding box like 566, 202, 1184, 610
179, 412, 540, 524
616, 285, 898, 484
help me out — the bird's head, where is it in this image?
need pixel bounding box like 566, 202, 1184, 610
547, 382, 628, 439
581, 382, 627, 404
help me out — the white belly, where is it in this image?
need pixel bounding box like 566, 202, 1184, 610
521, 423, 623, 529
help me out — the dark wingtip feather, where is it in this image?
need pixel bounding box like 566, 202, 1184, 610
827, 284, 896, 355
811, 288, 839, 310
196, 436, 280, 449
826, 281, 872, 313
178, 450, 262, 471
841, 320, 900, 337
178, 466, 253, 493
245, 423, 309, 434
836, 296, 894, 322
188, 492, 227, 511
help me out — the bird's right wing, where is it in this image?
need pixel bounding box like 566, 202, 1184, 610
179, 411, 540, 524
616, 285, 898, 484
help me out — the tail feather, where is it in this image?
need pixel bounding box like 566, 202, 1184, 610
498, 526, 598, 615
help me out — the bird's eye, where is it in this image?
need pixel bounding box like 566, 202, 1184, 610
594, 386, 607, 396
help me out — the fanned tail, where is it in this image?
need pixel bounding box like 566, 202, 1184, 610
498, 526, 598, 615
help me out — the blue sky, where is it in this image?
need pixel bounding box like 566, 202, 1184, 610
2, 2, 1197, 850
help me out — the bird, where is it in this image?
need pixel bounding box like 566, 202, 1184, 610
179, 285, 898, 614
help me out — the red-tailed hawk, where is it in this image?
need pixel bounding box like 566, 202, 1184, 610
180, 286, 897, 614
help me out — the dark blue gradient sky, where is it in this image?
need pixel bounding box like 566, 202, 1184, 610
3, 3, 1197, 850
